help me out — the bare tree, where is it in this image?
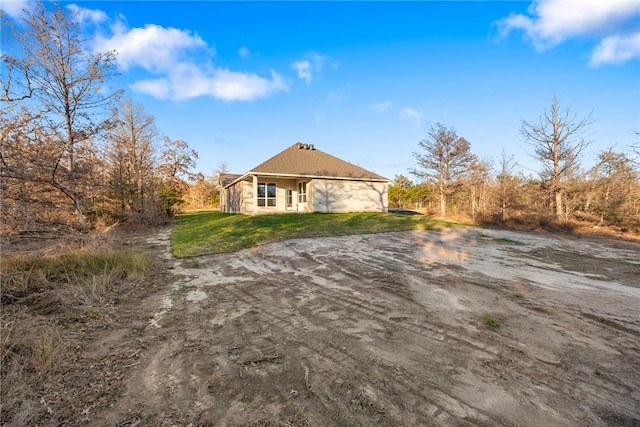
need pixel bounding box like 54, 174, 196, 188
2, 2, 121, 227
105, 98, 158, 222
521, 96, 593, 219
214, 162, 229, 178
464, 158, 492, 221
1, 109, 63, 232
495, 150, 521, 222
207, 162, 231, 207
631, 130, 640, 165
411, 123, 476, 216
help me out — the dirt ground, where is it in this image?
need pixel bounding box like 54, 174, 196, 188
75, 227, 640, 425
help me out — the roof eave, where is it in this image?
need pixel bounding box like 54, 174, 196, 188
223, 172, 251, 189
223, 171, 390, 188
249, 171, 389, 182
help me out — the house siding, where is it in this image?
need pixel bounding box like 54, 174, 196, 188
311, 179, 388, 213
222, 181, 245, 213
241, 181, 253, 214
224, 176, 388, 214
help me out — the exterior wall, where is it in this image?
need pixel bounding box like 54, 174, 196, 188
222, 181, 245, 213
224, 176, 388, 214
310, 179, 388, 213
297, 179, 312, 213
241, 180, 253, 214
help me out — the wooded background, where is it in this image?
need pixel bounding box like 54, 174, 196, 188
2, 3, 639, 236
395, 115, 639, 231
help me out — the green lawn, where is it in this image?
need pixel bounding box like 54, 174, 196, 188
171, 211, 470, 258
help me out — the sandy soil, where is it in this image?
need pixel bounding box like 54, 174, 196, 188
92, 227, 639, 426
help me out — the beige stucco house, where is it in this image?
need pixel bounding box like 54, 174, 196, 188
221, 143, 389, 214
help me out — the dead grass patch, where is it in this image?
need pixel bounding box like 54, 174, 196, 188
0, 317, 69, 425
481, 213, 640, 242
0, 238, 153, 425
1, 248, 151, 310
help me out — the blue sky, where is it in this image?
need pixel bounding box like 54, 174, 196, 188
3, 1, 640, 180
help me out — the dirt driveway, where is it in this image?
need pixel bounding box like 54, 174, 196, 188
97, 227, 640, 426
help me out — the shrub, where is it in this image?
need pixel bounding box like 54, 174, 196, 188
482, 312, 504, 328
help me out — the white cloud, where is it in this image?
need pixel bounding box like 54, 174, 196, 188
400, 108, 423, 127
94, 23, 207, 72
66, 4, 108, 25
0, 0, 31, 18
292, 60, 312, 85
590, 32, 640, 66
238, 46, 251, 58
291, 52, 327, 85
498, 0, 640, 65
371, 101, 393, 112
208, 69, 286, 101
91, 17, 286, 101
130, 78, 171, 99
499, 0, 639, 49
131, 64, 286, 101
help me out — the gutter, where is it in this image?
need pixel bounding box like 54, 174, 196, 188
223, 172, 390, 189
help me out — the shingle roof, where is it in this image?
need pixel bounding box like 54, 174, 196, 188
219, 173, 242, 187
247, 142, 388, 181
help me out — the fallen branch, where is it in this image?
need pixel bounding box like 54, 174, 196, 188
122, 361, 140, 368
303, 365, 310, 389
535, 356, 562, 366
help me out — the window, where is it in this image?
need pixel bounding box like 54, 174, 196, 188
298, 181, 307, 203
257, 182, 276, 207
286, 189, 293, 208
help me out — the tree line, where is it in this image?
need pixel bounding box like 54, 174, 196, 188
2, 3, 638, 235
396, 98, 640, 230
1, 2, 199, 234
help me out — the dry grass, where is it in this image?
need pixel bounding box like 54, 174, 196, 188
1, 248, 151, 308
482, 213, 640, 241
0, 240, 153, 425
1, 320, 66, 378
1, 317, 68, 425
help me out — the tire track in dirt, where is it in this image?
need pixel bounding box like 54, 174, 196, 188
474, 290, 640, 419
100, 227, 640, 426
294, 231, 639, 425
218, 230, 638, 425
218, 280, 501, 426
213, 237, 561, 425
481, 297, 640, 421
298, 279, 499, 358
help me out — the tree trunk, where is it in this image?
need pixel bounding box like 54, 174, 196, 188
471, 186, 477, 220
555, 189, 563, 219
439, 177, 446, 216
72, 191, 85, 228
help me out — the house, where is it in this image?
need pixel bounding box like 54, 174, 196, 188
221, 142, 389, 214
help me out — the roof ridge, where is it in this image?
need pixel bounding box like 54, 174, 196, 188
246, 142, 387, 181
